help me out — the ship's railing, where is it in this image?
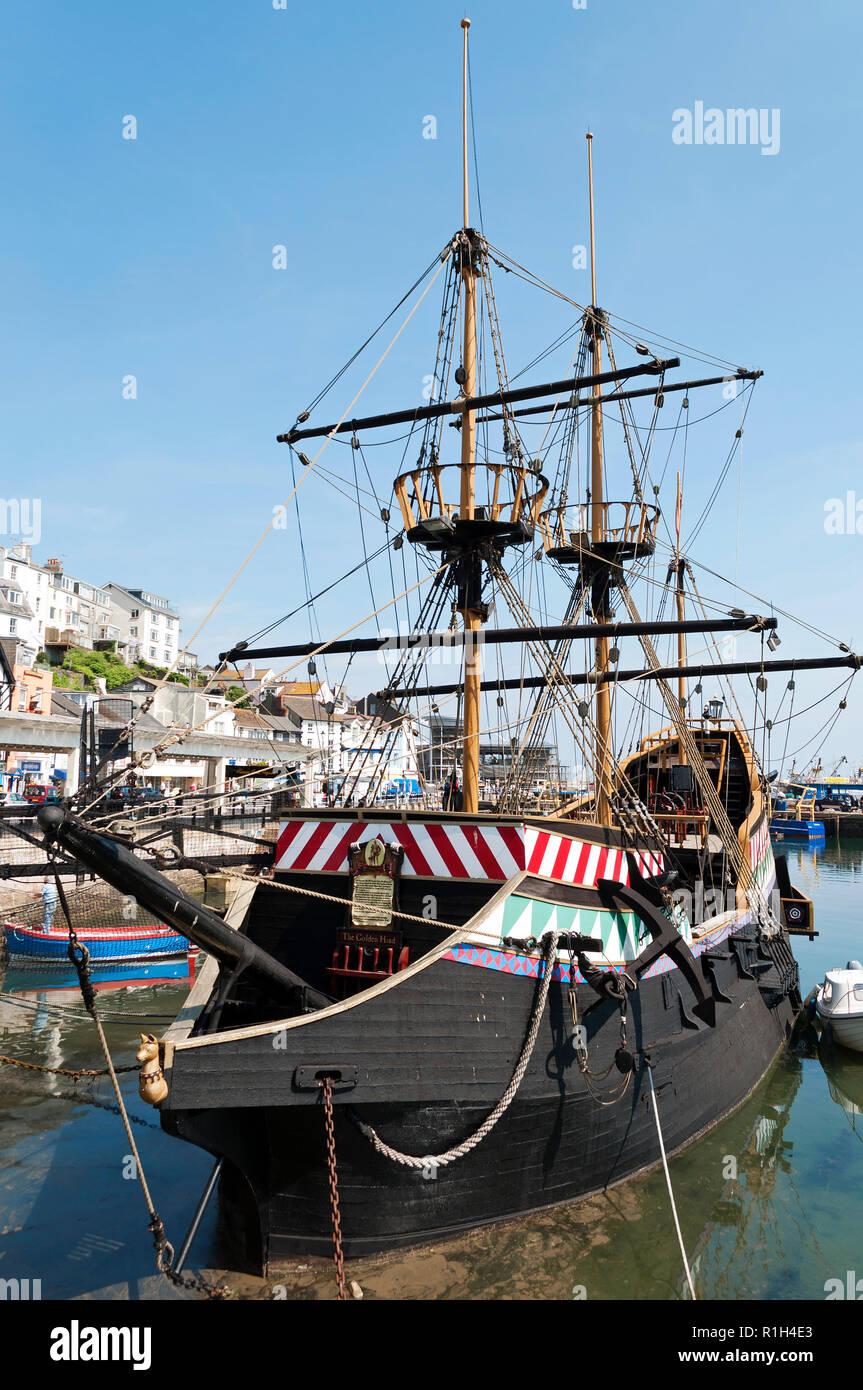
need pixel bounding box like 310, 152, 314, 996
650, 811, 710, 848
393, 461, 548, 533
772, 787, 818, 822
559, 803, 599, 823
797, 790, 818, 821
538, 500, 660, 554
639, 718, 742, 752
639, 725, 679, 752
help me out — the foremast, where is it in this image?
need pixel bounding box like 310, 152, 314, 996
393, 18, 548, 816
674, 471, 688, 763
586, 132, 613, 827
458, 17, 481, 816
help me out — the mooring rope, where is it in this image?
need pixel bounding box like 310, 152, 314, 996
47, 858, 230, 1298
227, 868, 465, 932
67, 937, 174, 1260
350, 931, 559, 1170
646, 1061, 697, 1300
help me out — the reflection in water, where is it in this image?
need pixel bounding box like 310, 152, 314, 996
0, 968, 213, 1301
819, 1041, 863, 1144
1, 846, 863, 1299
684, 1055, 813, 1302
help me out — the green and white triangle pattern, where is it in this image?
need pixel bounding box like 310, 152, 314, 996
484, 893, 646, 962
752, 842, 775, 891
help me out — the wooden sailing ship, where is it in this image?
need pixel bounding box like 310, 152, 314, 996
37, 20, 861, 1276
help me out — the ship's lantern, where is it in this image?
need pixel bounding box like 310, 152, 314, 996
418, 516, 456, 541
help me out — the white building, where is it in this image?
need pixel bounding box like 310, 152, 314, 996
69, 574, 115, 649
0, 545, 119, 659
0, 543, 50, 661
270, 684, 420, 804
105, 584, 183, 670
200, 663, 279, 704
107, 677, 290, 792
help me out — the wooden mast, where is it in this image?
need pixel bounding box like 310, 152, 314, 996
587, 132, 612, 826
675, 470, 687, 757
459, 16, 481, 815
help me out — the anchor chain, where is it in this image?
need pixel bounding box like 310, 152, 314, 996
320, 1077, 347, 1300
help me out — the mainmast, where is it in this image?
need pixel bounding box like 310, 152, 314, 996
458, 15, 481, 816
675, 471, 688, 747
586, 133, 613, 827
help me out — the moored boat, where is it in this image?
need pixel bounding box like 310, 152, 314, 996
40, 796, 802, 1266
769, 819, 826, 841
815, 962, 863, 1053
2, 918, 197, 966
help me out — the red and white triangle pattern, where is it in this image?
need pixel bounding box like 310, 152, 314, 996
275, 818, 664, 885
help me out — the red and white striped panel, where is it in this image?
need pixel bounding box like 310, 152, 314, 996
523, 829, 661, 887
524, 827, 622, 886
749, 818, 769, 869
632, 848, 665, 879
275, 819, 523, 880
275, 819, 664, 885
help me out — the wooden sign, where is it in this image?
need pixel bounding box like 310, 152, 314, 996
348, 838, 402, 930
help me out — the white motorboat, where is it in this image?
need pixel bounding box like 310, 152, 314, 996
815, 962, 863, 1052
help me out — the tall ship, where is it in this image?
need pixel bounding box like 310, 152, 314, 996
37, 21, 859, 1278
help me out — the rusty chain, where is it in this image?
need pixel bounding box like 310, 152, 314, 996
0, 1054, 138, 1080
320, 1077, 347, 1301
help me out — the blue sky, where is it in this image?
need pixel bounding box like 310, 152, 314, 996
3, 0, 862, 772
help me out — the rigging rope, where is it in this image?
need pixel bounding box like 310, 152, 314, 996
616, 577, 776, 930
350, 930, 560, 1170
78, 255, 451, 822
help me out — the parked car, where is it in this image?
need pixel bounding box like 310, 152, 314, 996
122, 786, 165, 807
816, 793, 859, 811
22, 782, 61, 805
0, 791, 28, 805
132, 787, 165, 803
102, 786, 165, 813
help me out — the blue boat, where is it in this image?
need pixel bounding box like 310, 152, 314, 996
769, 818, 826, 840
2, 919, 197, 966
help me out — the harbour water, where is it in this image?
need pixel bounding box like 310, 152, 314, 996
2, 839, 862, 1301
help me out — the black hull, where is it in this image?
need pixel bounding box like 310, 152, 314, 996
38, 804, 799, 1271
162, 931, 798, 1270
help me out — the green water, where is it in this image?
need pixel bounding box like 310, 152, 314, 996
1, 839, 862, 1300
